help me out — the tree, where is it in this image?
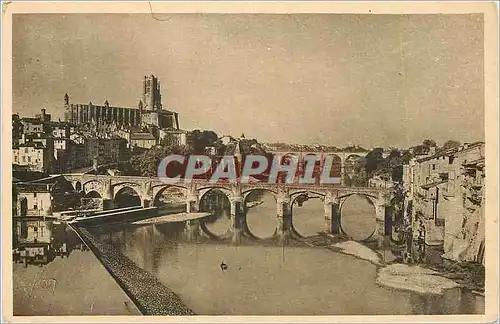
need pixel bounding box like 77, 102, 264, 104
423, 139, 437, 148
442, 140, 461, 151
129, 145, 190, 177
412, 144, 429, 156
364, 148, 385, 176
187, 130, 219, 154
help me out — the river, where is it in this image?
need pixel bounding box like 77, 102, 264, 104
13, 194, 484, 315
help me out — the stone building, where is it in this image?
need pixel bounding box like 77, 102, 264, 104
16, 184, 54, 217
63, 74, 179, 129
35, 109, 51, 123
13, 142, 53, 173
159, 128, 188, 146
129, 132, 157, 149
84, 136, 128, 165
19, 117, 45, 135
12, 114, 22, 146
403, 142, 485, 264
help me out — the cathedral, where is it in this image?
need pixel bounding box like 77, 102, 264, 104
63, 74, 180, 129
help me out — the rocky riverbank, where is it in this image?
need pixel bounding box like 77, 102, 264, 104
376, 263, 460, 295
303, 235, 480, 296
74, 226, 195, 315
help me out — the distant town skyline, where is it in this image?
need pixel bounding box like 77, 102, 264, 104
13, 14, 484, 148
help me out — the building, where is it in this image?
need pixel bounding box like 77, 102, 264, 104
403, 142, 485, 264
16, 183, 54, 217
129, 131, 157, 149
20, 117, 45, 135
13, 142, 53, 173
141, 110, 179, 129
50, 121, 75, 138
35, 109, 51, 123
52, 138, 86, 172
159, 128, 188, 146
84, 137, 129, 165
69, 142, 87, 169
12, 114, 23, 146
64, 74, 179, 129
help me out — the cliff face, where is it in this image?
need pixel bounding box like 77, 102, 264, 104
442, 187, 485, 264
409, 182, 485, 264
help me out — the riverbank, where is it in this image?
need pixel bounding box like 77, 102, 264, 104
328, 239, 483, 296
376, 263, 460, 295
302, 236, 479, 296
74, 226, 194, 315
429, 260, 485, 293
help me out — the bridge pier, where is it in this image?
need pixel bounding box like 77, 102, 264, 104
142, 182, 153, 208
185, 219, 201, 242
141, 199, 151, 208
186, 193, 199, 214
103, 179, 114, 210
324, 195, 341, 235
185, 193, 200, 241
230, 196, 244, 244
276, 196, 292, 244
374, 199, 390, 248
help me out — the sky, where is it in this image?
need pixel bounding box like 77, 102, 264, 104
12, 13, 484, 148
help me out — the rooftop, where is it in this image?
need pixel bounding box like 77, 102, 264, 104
18, 142, 47, 149
416, 141, 485, 163
130, 132, 156, 140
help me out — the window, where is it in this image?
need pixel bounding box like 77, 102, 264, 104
432, 164, 436, 170
33, 226, 38, 232
449, 156, 454, 164
33, 192, 37, 198
33, 204, 38, 210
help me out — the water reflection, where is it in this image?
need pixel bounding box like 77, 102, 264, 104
95, 223, 484, 315
12, 214, 485, 315
292, 197, 324, 237
199, 189, 231, 237
341, 195, 376, 240
245, 190, 277, 239
13, 218, 87, 267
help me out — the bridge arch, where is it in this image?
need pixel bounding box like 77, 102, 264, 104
114, 186, 142, 208
323, 154, 343, 178
82, 180, 104, 196
338, 193, 377, 241
198, 186, 232, 203
289, 191, 326, 238
243, 189, 278, 239
242, 187, 278, 198
85, 190, 102, 199
152, 185, 188, 207
199, 188, 232, 239
338, 192, 378, 208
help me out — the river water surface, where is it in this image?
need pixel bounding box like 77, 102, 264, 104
13, 195, 484, 315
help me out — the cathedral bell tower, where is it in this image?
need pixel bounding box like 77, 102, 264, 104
142, 74, 162, 111
63, 93, 72, 122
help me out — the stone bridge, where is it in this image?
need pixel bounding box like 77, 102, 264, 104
59, 173, 394, 246
266, 150, 369, 186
